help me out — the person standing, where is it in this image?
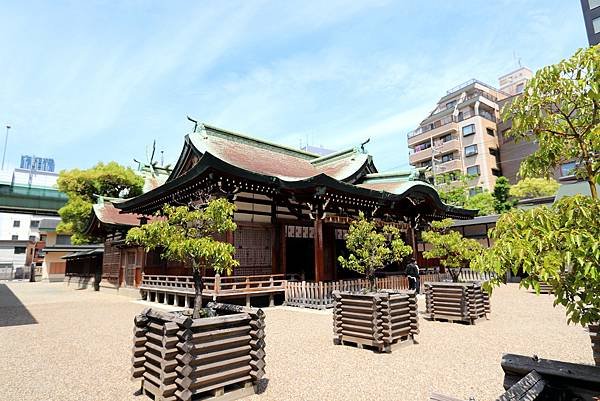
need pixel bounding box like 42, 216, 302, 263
406, 258, 420, 293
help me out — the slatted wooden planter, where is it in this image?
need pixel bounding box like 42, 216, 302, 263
424, 282, 490, 325
501, 353, 600, 400
332, 290, 418, 353
132, 303, 266, 401
590, 323, 600, 366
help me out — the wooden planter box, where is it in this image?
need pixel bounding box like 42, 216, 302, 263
132, 303, 266, 401
590, 323, 600, 366
424, 282, 490, 325
332, 290, 418, 353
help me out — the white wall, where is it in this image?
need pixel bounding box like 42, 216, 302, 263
0, 244, 27, 267
0, 212, 60, 241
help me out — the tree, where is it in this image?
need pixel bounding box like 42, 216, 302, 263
502, 45, 600, 199
421, 219, 483, 282
509, 177, 560, 199
492, 176, 516, 214
337, 212, 412, 291
464, 192, 495, 216
126, 199, 238, 318
57, 162, 144, 244
474, 195, 600, 326
436, 172, 471, 207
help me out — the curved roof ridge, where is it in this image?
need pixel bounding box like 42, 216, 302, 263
310, 147, 359, 166
198, 123, 318, 160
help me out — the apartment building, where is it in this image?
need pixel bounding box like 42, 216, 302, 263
581, 0, 600, 45
407, 79, 506, 193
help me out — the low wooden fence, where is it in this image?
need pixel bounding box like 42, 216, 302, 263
285, 273, 450, 310
458, 269, 495, 282
140, 273, 286, 307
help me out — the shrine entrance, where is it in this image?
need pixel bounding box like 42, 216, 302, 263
284, 225, 315, 281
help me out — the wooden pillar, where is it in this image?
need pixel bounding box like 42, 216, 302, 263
280, 223, 287, 276
314, 218, 325, 282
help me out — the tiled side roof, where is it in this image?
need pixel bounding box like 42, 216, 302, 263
93, 202, 146, 227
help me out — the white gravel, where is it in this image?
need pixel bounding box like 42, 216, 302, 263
0, 282, 593, 401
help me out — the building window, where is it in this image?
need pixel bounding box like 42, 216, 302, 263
30, 220, 40, 228
469, 187, 483, 197
561, 161, 577, 177
14, 247, 26, 254
594, 17, 600, 34
464, 145, 478, 157
467, 165, 480, 176
441, 153, 454, 163
590, 0, 600, 10
13, 221, 20, 228
11, 235, 18, 240
462, 124, 475, 137
421, 160, 432, 168
446, 100, 457, 109
439, 134, 453, 143
56, 235, 71, 245
515, 83, 524, 94
486, 128, 495, 137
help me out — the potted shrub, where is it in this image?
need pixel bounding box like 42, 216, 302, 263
333, 213, 416, 353
421, 219, 490, 324
128, 199, 267, 399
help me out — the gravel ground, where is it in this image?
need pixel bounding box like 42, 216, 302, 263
0, 281, 593, 401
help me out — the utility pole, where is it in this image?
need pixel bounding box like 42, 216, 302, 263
1, 125, 10, 170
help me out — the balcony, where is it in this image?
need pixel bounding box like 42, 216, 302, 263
435, 158, 462, 173
433, 137, 460, 154
407, 118, 458, 145
409, 146, 433, 165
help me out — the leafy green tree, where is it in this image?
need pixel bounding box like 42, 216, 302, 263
57, 162, 144, 244
436, 172, 473, 207
126, 199, 238, 318
337, 212, 412, 291
509, 177, 560, 199
475, 195, 600, 326
502, 45, 600, 199
422, 219, 484, 282
464, 192, 495, 216
492, 176, 516, 214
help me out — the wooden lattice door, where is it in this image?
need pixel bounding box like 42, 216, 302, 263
125, 250, 136, 287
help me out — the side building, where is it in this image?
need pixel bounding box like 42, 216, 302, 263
581, 0, 600, 45
0, 166, 68, 279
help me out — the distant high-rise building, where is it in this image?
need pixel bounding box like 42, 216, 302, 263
407, 79, 506, 193
581, 0, 600, 45
20, 155, 55, 172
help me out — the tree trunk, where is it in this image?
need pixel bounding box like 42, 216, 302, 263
192, 269, 203, 319
587, 177, 598, 200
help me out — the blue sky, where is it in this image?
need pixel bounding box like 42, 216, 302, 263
0, 0, 588, 173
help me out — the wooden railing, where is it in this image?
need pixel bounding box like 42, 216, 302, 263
203, 274, 286, 297
284, 273, 450, 310
140, 273, 287, 307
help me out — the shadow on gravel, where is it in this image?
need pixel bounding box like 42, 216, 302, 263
0, 284, 37, 327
